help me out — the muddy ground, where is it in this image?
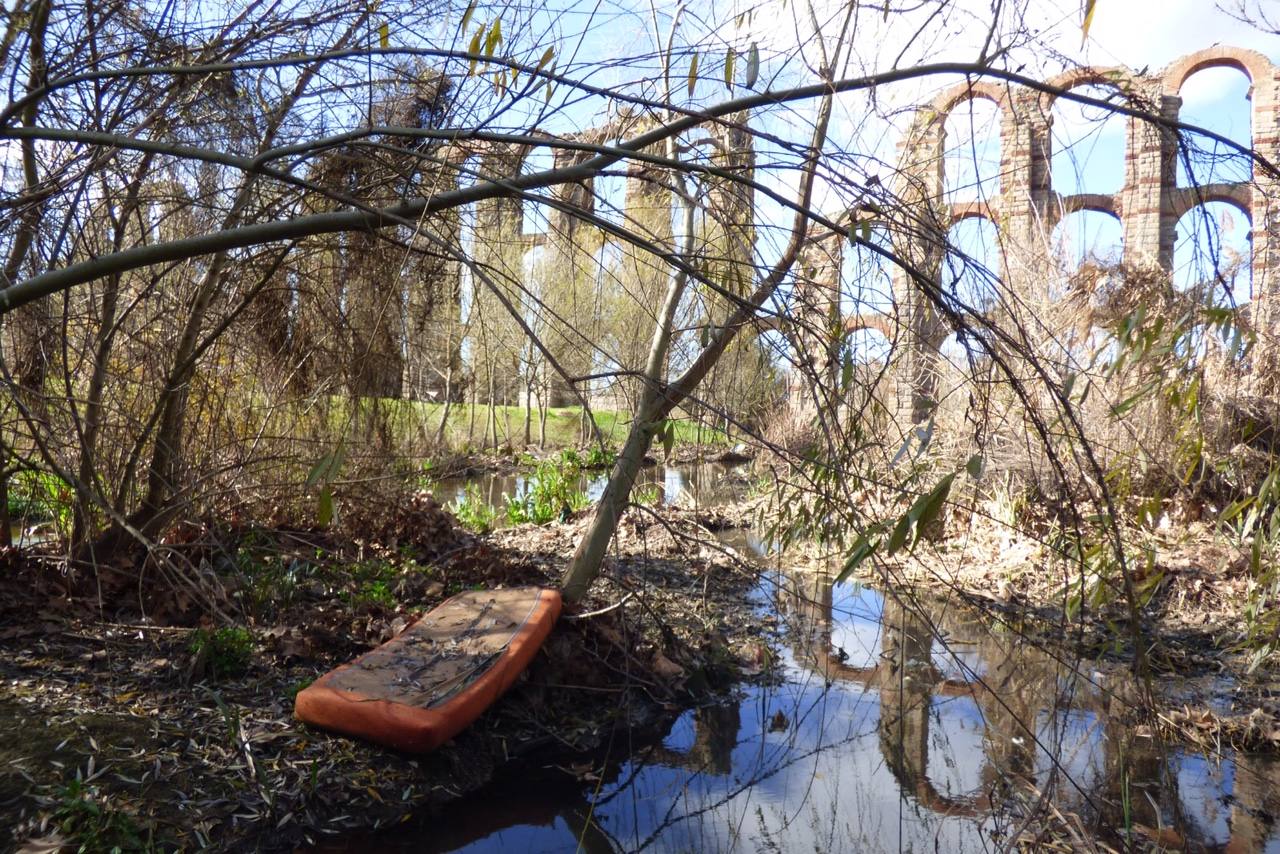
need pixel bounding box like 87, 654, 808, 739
0, 497, 769, 852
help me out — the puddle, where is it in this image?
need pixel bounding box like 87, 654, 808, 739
325, 465, 1280, 852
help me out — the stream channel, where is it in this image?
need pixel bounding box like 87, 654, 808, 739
351, 463, 1280, 852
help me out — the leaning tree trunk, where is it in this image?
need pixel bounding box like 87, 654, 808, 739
561, 76, 835, 603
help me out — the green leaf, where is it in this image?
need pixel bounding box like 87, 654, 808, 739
537, 45, 555, 71
886, 513, 912, 555
662, 421, 676, 459
836, 532, 879, 583
910, 473, 954, 546
965, 454, 983, 478
724, 46, 736, 90
1218, 494, 1249, 527
378, 21, 389, 48
1061, 371, 1076, 401
687, 52, 699, 98
485, 19, 502, 55
860, 219, 871, 242
317, 488, 334, 527
744, 42, 760, 88
460, 0, 476, 34
1065, 591, 1081, 621
305, 443, 346, 489
1110, 381, 1157, 417
841, 352, 853, 391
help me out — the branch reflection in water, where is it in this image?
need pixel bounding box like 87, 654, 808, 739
315, 476, 1280, 852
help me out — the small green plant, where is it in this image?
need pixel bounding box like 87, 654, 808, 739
451, 483, 499, 533
354, 579, 395, 606
287, 678, 315, 702
188, 627, 254, 679
53, 777, 150, 853
230, 534, 317, 617
505, 457, 590, 525
8, 469, 74, 537
583, 445, 617, 469
416, 458, 438, 493
633, 483, 662, 506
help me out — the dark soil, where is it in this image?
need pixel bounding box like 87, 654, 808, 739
0, 498, 768, 852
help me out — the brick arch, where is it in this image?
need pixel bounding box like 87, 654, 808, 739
1057, 192, 1120, 219
928, 80, 1009, 119
842, 313, 893, 338
1162, 46, 1275, 97
949, 200, 998, 226
1169, 183, 1254, 224
1041, 66, 1141, 109
927, 83, 1009, 201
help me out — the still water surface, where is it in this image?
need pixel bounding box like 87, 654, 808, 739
351, 465, 1280, 852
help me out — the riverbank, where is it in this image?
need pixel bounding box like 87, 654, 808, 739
9, 462, 1276, 851
0, 500, 769, 851
802, 504, 1280, 754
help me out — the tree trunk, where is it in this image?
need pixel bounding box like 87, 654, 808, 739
562, 73, 835, 602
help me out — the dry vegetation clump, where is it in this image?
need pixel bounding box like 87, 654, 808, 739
918, 257, 1279, 518
757, 395, 826, 463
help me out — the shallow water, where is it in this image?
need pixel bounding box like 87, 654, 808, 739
433, 460, 751, 520
341, 465, 1280, 852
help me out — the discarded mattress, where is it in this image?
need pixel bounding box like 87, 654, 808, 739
295, 586, 561, 753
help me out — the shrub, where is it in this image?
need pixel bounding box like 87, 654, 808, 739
188, 627, 254, 679
505, 457, 590, 525
633, 484, 662, 506
583, 445, 617, 469
450, 483, 498, 533
53, 778, 151, 853
8, 469, 74, 537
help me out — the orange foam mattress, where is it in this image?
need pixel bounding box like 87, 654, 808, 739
295, 587, 561, 753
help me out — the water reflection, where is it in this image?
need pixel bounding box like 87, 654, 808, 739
433, 462, 749, 522
333, 521, 1280, 851
780, 572, 1280, 851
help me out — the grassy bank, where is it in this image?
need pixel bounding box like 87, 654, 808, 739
375, 400, 731, 451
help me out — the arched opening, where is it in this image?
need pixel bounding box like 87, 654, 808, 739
1050, 85, 1126, 196
1047, 211, 1123, 362
843, 327, 891, 367
1051, 209, 1123, 273
1177, 66, 1253, 187
521, 146, 554, 236
1173, 201, 1252, 305
456, 155, 481, 322
939, 216, 1000, 370
943, 216, 1001, 312
840, 224, 894, 319
943, 98, 1002, 204
1172, 202, 1249, 366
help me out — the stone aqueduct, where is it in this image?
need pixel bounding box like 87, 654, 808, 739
408, 46, 1279, 418
790, 44, 1280, 427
